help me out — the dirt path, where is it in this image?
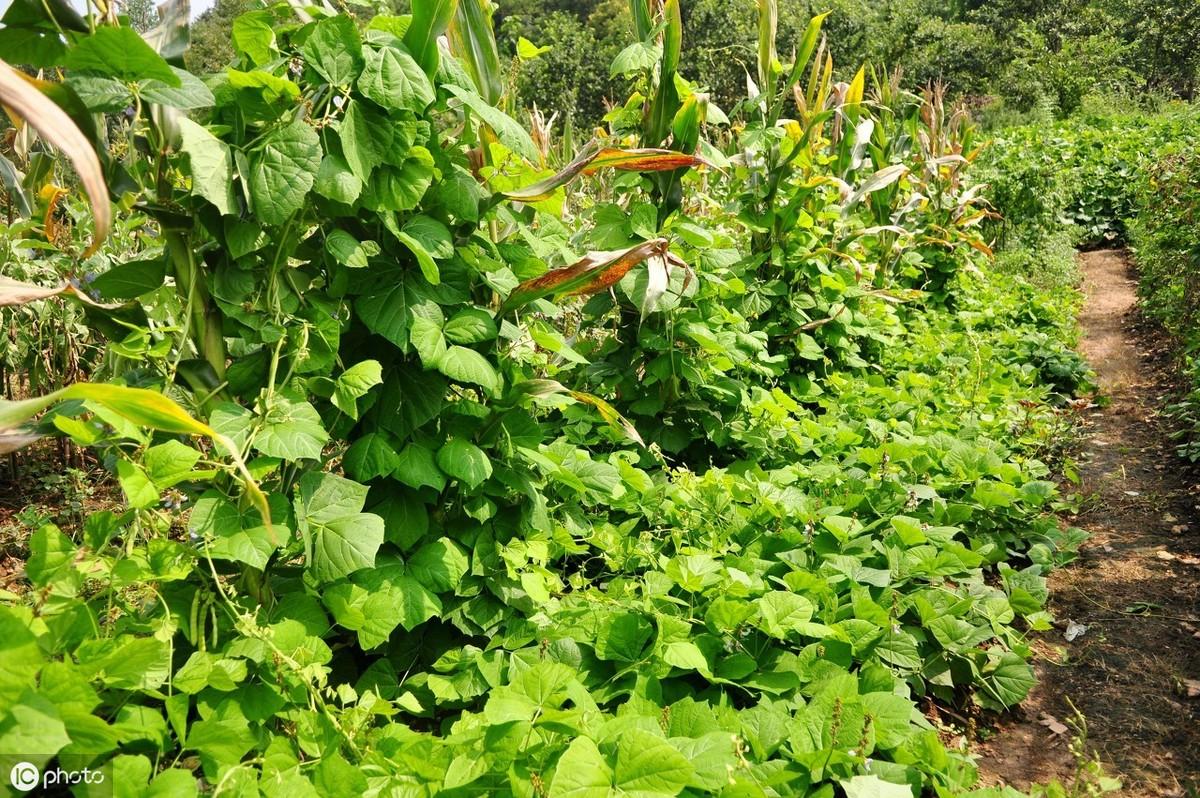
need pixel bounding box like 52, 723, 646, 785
977, 250, 1200, 796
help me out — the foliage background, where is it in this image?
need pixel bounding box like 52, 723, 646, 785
0, 0, 1195, 796
184, 0, 1200, 128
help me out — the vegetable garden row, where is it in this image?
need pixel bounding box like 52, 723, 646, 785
982, 109, 1200, 449
0, 1, 1164, 796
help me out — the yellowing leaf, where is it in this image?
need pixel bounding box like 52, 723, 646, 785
0, 383, 273, 544
844, 65, 866, 109
499, 238, 682, 315
502, 147, 708, 203
516, 37, 551, 60
0, 59, 110, 255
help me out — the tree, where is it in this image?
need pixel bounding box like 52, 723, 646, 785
1103, 0, 1200, 97
184, 0, 252, 74
121, 0, 158, 32
894, 18, 1002, 97
503, 9, 623, 128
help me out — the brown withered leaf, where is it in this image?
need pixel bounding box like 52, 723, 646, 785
1038, 713, 1069, 736
499, 238, 688, 316
0, 59, 110, 255
502, 146, 708, 202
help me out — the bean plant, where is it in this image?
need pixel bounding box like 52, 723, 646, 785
0, 2, 1095, 796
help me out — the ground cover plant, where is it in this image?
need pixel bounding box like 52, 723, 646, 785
978, 107, 1200, 459
977, 107, 1200, 250
0, 1, 1097, 795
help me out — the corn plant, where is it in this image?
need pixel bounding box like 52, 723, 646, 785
608, 0, 708, 228
0, 3, 1101, 796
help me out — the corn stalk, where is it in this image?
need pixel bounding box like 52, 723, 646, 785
627, 0, 704, 228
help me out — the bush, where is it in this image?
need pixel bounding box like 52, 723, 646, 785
976, 107, 1200, 249
1130, 149, 1200, 327
500, 5, 626, 128
992, 230, 1081, 293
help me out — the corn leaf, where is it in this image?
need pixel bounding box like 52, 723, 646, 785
661, 0, 681, 77
814, 50, 833, 112
0, 58, 110, 256
0, 276, 70, 306
498, 238, 672, 315
0, 153, 30, 217
803, 40, 827, 112
639, 254, 670, 322
445, 83, 538, 162
509, 379, 645, 447
143, 0, 192, 65
403, 0, 459, 77
629, 0, 653, 41
843, 164, 909, 211
844, 65, 866, 112
671, 94, 707, 158
643, 0, 683, 146
0, 384, 274, 542
784, 12, 829, 93
757, 0, 778, 94
582, 148, 706, 174
569, 389, 646, 447
448, 0, 503, 106
0, 276, 126, 309
502, 147, 707, 202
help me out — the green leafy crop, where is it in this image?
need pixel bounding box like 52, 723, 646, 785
0, 2, 1096, 796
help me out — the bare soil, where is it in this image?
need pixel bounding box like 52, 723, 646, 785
0, 441, 117, 591
977, 250, 1200, 796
